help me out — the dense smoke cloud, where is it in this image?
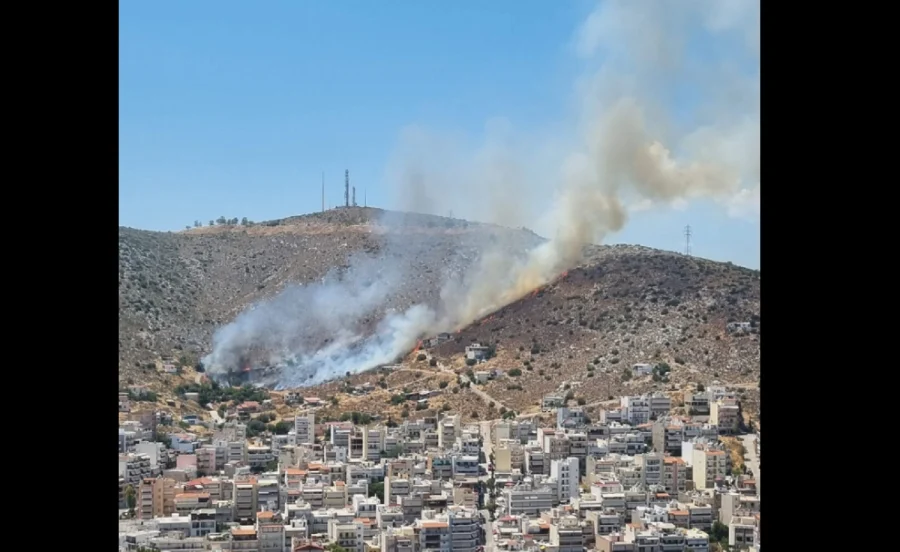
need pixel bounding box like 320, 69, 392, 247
203, 0, 760, 388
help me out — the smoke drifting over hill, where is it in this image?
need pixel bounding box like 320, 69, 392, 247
203, 0, 760, 388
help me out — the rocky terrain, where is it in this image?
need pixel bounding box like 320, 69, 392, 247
120, 208, 759, 422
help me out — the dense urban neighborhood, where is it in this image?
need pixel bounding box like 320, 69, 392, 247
119, 375, 760, 552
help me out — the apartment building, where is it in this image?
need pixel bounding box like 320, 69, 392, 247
196, 444, 226, 475
223, 441, 247, 465
662, 457, 687, 493
586, 509, 624, 537
506, 484, 556, 516
729, 515, 757, 549
323, 483, 348, 509
450, 455, 479, 477
138, 477, 176, 519
651, 420, 684, 455
687, 502, 714, 531
119, 453, 152, 487
329, 519, 365, 552
648, 393, 672, 418
382, 527, 416, 552
557, 407, 587, 429
686, 392, 710, 415
542, 431, 571, 462
447, 507, 481, 552
550, 515, 585, 552
234, 481, 259, 521
620, 396, 651, 425
452, 487, 477, 509
174, 492, 211, 515
489, 418, 534, 444
551, 457, 580, 503
257, 478, 280, 512
525, 449, 550, 476
633, 453, 664, 488
189, 509, 217, 537
438, 415, 461, 450
691, 448, 730, 490
248, 445, 273, 468
495, 440, 524, 473
295, 410, 316, 445
710, 399, 740, 434
596, 533, 635, 551
416, 518, 452, 552
720, 492, 760, 525
119, 429, 138, 452
118, 476, 127, 509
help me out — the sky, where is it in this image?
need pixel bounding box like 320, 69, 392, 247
119, 0, 760, 269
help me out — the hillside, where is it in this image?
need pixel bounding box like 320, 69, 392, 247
294, 245, 760, 423
119, 208, 759, 423
435, 245, 760, 414
118, 207, 542, 385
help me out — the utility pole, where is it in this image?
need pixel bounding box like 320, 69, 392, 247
684, 225, 692, 256
344, 170, 350, 207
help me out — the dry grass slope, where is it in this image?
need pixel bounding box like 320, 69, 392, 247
119, 209, 759, 422
119, 207, 541, 386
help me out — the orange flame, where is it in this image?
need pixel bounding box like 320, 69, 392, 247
413, 340, 423, 352
560, 270, 569, 279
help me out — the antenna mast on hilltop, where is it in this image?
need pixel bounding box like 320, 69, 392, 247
364, 189, 367, 207
344, 170, 350, 207
684, 225, 692, 256
352, 186, 357, 207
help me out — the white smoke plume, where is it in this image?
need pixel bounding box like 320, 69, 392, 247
399, 0, 760, 327
203, 0, 760, 388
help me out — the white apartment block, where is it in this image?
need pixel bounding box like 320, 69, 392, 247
451, 455, 479, 477
621, 396, 651, 425
294, 410, 315, 445
551, 457, 580, 503
329, 519, 365, 552
729, 515, 757, 549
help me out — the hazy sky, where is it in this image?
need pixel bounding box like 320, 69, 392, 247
119, 0, 760, 269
